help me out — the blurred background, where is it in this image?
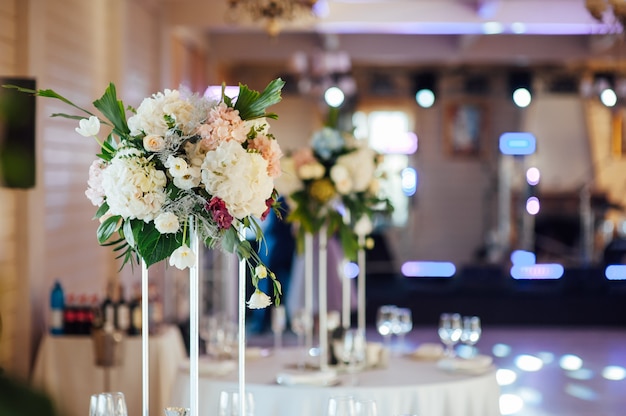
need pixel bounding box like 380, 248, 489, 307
2, 0, 626, 384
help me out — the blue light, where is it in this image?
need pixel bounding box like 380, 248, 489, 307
401, 261, 456, 278
511, 250, 536, 266
499, 132, 536, 155
605, 265, 626, 280
401, 167, 417, 196
511, 264, 564, 280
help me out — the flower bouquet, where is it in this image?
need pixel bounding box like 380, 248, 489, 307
5, 79, 286, 308
275, 108, 393, 260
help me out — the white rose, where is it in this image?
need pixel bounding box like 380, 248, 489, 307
154, 212, 180, 234
75, 116, 100, 137
247, 290, 272, 309
169, 244, 196, 270
143, 134, 166, 152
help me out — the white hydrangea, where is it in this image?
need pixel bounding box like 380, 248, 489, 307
335, 147, 377, 193
128, 89, 199, 137
101, 154, 167, 222
201, 140, 273, 219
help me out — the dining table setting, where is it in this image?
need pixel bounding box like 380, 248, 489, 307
168, 307, 501, 416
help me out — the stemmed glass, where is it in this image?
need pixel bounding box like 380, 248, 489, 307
327, 396, 356, 416
376, 305, 397, 350
460, 316, 481, 356
291, 308, 312, 369
394, 308, 413, 354
218, 389, 255, 416
337, 328, 366, 386
438, 313, 462, 357
90, 392, 128, 416
355, 399, 378, 416
271, 305, 286, 350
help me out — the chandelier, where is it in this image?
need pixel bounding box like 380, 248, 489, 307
586, 0, 626, 33
227, 0, 320, 37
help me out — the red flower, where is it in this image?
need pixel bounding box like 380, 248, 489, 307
207, 197, 233, 229
261, 197, 274, 220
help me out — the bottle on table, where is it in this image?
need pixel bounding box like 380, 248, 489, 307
115, 284, 130, 333
63, 294, 77, 335
49, 280, 65, 335
128, 285, 142, 336
101, 281, 115, 332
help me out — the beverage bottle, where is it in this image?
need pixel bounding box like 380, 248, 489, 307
63, 294, 77, 335
115, 285, 130, 333
88, 294, 102, 332
49, 280, 65, 335
128, 285, 142, 336
101, 281, 115, 332
76, 294, 89, 335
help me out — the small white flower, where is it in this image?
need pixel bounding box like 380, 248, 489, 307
255, 265, 268, 279
75, 116, 100, 137
298, 162, 325, 180
154, 212, 180, 234
165, 155, 189, 178
354, 214, 373, 237
247, 290, 272, 309
169, 244, 196, 270
143, 134, 166, 152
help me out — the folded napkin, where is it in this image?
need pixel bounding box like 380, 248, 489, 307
409, 343, 445, 361
275, 370, 338, 386
180, 358, 236, 376
437, 354, 494, 375
246, 347, 271, 360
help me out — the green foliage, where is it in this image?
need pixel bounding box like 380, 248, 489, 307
234, 78, 285, 120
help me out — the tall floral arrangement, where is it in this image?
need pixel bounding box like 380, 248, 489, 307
275, 108, 393, 260
6, 79, 286, 308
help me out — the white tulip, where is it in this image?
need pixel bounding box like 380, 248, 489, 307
169, 244, 196, 270
247, 290, 272, 309
75, 116, 101, 137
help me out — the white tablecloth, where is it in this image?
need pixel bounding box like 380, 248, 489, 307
170, 347, 501, 416
32, 325, 186, 416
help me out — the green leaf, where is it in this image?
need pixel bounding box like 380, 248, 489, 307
94, 202, 109, 219
2, 84, 96, 117
97, 215, 121, 244
134, 222, 181, 267
123, 220, 136, 248
92, 83, 130, 138
234, 78, 285, 121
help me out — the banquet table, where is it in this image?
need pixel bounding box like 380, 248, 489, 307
170, 347, 501, 416
32, 325, 186, 416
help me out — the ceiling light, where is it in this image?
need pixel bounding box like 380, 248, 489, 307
324, 86, 345, 107
227, 0, 319, 37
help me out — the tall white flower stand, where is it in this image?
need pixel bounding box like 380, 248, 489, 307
140, 220, 247, 416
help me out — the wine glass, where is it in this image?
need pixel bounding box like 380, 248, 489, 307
291, 308, 312, 369
376, 305, 397, 350
394, 308, 413, 354
271, 305, 286, 350
337, 328, 366, 386
164, 407, 190, 416
438, 313, 462, 357
460, 316, 481, 356
91, 392, 127, 416
355, 399, 378, 416
327, 396, 356, 416
218, 389, 255, 416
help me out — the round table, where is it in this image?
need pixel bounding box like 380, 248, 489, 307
170, 347, 501, 416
